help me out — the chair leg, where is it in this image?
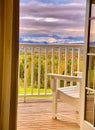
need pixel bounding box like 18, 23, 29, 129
52, 92, 57, 119
76, 106, 80, 125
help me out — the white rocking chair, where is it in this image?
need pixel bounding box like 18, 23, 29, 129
48, 73, 82, 125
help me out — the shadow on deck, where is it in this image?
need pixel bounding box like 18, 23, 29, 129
17, 99, 80, 130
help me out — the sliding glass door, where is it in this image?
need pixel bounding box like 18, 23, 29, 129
82, 0, 95, 129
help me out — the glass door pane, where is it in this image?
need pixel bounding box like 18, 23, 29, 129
91, 0, 95, 17
83, 0, 95, 129
85, 54, 95, 126
85, 89, 94, 125
87, 56, 95, 89
89, 20, 95, 47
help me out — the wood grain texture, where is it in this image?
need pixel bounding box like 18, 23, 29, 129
17, 99, 80, 130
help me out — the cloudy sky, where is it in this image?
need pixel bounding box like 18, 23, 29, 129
20, 0, 86, 43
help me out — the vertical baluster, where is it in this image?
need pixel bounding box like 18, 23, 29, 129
71, 48, 74, 85
91, 60, 94, 126
93, 58, 95, 90
58, 47, 61, 74
24, 47, 27, 102
88, 55, 92, 88
92, 53, 95, 126
88, 47, 92, 88
38, 47, 41, 95
57, 47, 61, 88
93, 92, 95, 127
77, 48, 81, 72
44, 47, 48, 95
31, 46, 34, 95
64, 48, 68, 86
71, 48, 74, 75
77, 48, 82, 88
51, 47, 54, 73
18, 48, 20, 96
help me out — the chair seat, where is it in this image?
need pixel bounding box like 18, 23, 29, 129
48, 73, 82, 124
57, 86, 79, 98
57, 86, 80, 108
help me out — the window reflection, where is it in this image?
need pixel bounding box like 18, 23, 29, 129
87, 56, 95, 89
91, 0, 95, 17
89, 20, 95, 46
89, 47, 95, 53
85, 90, 94, 125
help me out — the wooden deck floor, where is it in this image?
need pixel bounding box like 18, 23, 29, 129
17, 99, 80, 130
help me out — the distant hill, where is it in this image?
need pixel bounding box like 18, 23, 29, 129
19, 34, 84, 44
19, 40, 48, 44
64, 36, 84, 43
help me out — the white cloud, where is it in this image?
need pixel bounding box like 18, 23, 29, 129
20, 16, 59, 22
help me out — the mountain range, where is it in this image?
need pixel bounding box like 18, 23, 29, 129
19, 34, 84, 44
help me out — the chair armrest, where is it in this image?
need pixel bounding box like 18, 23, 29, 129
48, 73, 82, 92
48, 73, 82, 82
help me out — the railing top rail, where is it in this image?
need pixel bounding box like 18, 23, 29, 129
89, 46, 95, 48
19, 43, 84, 48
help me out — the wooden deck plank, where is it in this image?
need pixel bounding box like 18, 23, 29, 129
17, 99, 80, 130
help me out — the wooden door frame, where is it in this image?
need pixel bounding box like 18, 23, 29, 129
0, 0, 19, 130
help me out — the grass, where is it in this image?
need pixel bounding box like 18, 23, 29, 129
18, 86, 52, 99
18, 86, 52, 95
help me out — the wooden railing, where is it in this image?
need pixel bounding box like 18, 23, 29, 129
18, 43, 84, 101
